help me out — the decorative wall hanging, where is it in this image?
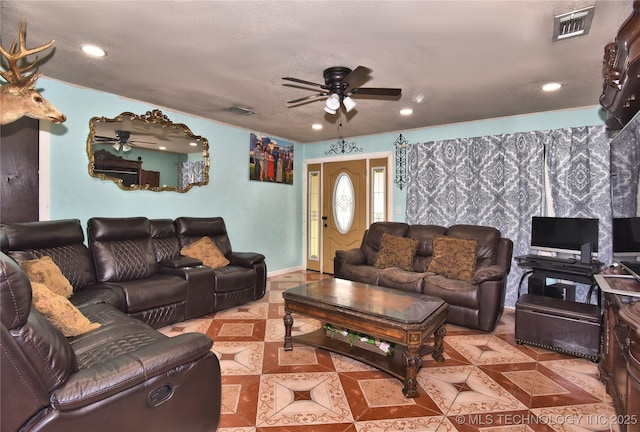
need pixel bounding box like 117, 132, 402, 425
325, 138, 363, 155
394, 134, 408, 190
249, 132, 294, 184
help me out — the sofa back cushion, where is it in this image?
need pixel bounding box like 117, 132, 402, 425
150, 219, 181, 262
175, 217, 233, 256
1, 219, 98, 291
446, 224, 501, 270
88, 217, 157, 282
362, 222, 408, 265
406, 224, 447, 271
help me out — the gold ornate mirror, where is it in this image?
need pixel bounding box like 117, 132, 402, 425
87, 110, 209, 192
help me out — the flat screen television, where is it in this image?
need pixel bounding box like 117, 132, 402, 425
612, 217, 640, 260
530, 217, 599, 256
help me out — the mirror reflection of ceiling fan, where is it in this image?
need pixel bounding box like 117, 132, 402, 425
92, 129, 157, 152
283, 65, 402, 114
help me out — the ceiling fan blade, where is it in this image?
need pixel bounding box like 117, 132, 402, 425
341, 66, 372, 90
287, 93, 328, 104
94, 135, 117, 141
282, 77, 326, 88
351, 87, 402, 97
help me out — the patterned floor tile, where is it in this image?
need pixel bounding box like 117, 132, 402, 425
160, 270, 620, 431
255, 372, 354, 427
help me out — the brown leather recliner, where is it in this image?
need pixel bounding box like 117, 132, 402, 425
174, 217, 267, 311
87, 217, 192, 328
0, 252, 221, 432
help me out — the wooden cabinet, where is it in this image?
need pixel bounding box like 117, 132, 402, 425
598, 275, 640, 431
93, 149, 159, 188
140, 169, 160, 187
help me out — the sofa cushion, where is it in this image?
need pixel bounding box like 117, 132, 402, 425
373, 233, 418, 271
20, 256, 73, 298
181, 236, 230, 269
427, 236, 478, 281
378, 267, 425, 293
31, 281, 101, 337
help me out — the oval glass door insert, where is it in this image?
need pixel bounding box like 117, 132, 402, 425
333, 172, 355, 234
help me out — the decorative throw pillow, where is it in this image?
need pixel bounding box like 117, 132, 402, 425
20, 256, 73, 298
30, 281, 101, 337
373, 233, 419, 271
181, 236, 230, 269
427, 236, 478, 281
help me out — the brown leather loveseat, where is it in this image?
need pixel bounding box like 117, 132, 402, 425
334, 222, 513, 332
0, 252, 221, 432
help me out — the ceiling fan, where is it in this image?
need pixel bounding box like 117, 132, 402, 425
92, 130, 157, 152
283, 66, 402, 114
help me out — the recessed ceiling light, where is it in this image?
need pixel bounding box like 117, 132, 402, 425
400, 108, 413, 116
312, 123, 323, 130
542, 82, 562, 92
159, 146, 167, 150
81, 44, 106, 57
189, 142, 198, 147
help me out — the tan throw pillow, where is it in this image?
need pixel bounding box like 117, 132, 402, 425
427, 236, 478, 281
20, 256, 73, 298
181, 236, 230, 269
30, 282, 101, 337
373, 233, 419, 271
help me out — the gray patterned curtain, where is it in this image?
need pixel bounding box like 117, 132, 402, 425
178, 161, 205, 190
545, 125, 612, 302
545, 126, 612, 263
406, 132, 545, 307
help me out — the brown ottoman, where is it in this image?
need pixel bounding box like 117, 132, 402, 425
515, 294, 602, 362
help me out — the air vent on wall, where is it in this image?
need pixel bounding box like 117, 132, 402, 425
553, 6, 595, 41
225, 106, 256, 116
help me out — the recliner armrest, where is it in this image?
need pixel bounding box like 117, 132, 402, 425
52, 333, 212, 410
472, 265, 506, 284
335, 249, 365, 265
160, 256, 203, 268
229, 252, 265, 267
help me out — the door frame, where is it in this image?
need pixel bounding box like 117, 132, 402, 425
302, 151, 393, 273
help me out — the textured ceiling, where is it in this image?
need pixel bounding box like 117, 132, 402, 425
0, 1, 633, 143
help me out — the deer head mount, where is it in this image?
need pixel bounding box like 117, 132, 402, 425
0, 22, 66, 125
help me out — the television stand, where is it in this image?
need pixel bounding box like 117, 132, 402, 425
515, 255, 603, 304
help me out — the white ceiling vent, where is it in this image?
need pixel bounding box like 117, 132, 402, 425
553, 6, 595, 41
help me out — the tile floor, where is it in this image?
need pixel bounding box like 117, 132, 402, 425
159, 271, 617, 432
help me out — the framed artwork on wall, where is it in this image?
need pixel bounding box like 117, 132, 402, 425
249, 133, 294, 185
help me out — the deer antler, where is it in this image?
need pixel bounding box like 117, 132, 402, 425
0, 22, 54, 85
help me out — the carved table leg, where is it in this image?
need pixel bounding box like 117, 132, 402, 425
283, 311, 293, 351
403, 344, 421, 398
432, 324, 446, 362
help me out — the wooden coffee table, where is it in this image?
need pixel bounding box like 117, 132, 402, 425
283, 278, 447, 397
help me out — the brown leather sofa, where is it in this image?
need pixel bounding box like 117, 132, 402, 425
334, 222, 513, 332
0, 251, 221, 432
1, 217, 267, 329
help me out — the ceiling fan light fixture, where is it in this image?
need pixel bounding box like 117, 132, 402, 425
112, 143, 120, 151
343, 96, 357, 112
325, 93, 341, 111
324, 106, 337, 115
122, 144, 132, 152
